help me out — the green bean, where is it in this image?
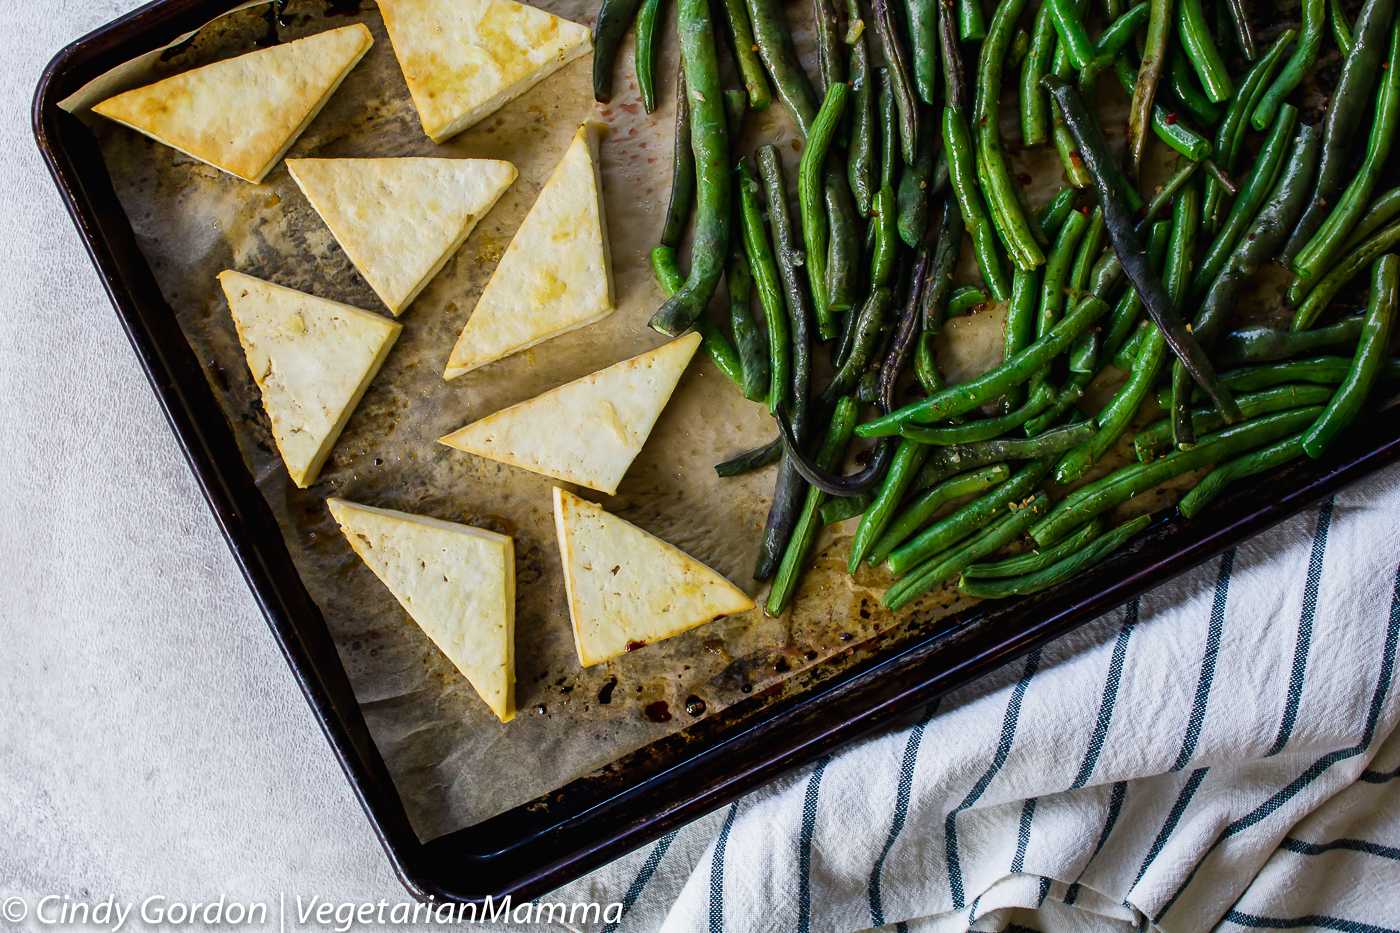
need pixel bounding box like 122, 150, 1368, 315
878, 69, 899, 190
923, 197, 964, 332
1252, 0, 1324, 128
821, 492, 872, 525
944, 106, 1013, 299
1113, 57, 1214, 160
1047, 0, 1097, 66
738, 160, 791, 412
716, 439, 783, 476
1054, 175, 1196, 481
1115, 320, 1152, 370
874, 0, 920, 164
960, 0, 988, 40
1037, 209, 1091, 341
799, 84, 850, 329
1052, 38, 1094, 189
824, 169, 861, 313
592, 0, 646, 103
1078, 2, 1152, 95
1069, 208, 1106, 295
823, 288, 895, 403
1182, 123, 1319, 361
870, 184, 899, 287
1303, 255, 1399, 456
724, 88, 748, 145
1102, 222, 1170, 356
1165, 44, 1222, 126
1189, 104, 1298, 299
977, 0, 1046, 271
898, 126, 936, 245
1044, 75, 1239, 418
1177, 0, 1233, 102
890, 491, 1059, 607
888, 461, 1052, 577
1034, 406, 1326, 547
767, 397, 859, 614
1292, 18, 1400, 283
1203, 29, 1295, 236
960, 514, 1151, 598
650, 0, 731, 337
744, 0, 821, 134
1340, 186, 1400, 255
1333, 0, 1355, 53
718, 0, 773, 110
963, 516, 1106, 578
1022, 3, 1058, 146
1001, 268, 1043, 412
1134, 383, 1336, 460
1166, 356, 1393, 399
1216, 317, 1364, 365
1178, 435, 1307, 517
661, 70, 696, 250
911, 422, 1099, 488
1038, 188, 1079, 238
902, 382, 1057, 443
1292, 218, 1400, 331
651, 246, 745, 386
916, 331, 944, 393
635, 0, 665, 113
849, 439, 932, 569
812, 0, 844, 93
948, 285, 991, 316
1284, 0, 1393, 260
727, 235, 768, 402
857, 371, 880, 404
1225, 0, 1257, 59
848, 0, 876, 216
857, 294, 1111, 434
906, 0, 940, 103
1127, 0, 1176, 176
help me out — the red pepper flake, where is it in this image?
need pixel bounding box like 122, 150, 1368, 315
1017, 172, 1032, 185
1164, 112, 1179, 125
1070, 150, 1084, 166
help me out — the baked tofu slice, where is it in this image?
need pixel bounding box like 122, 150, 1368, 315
91, 24, 373, 183
217, 271, 400, 487
439, 333, 701, 495
445, 122, 614, 378
378, 0, 591, 143
286, 157, 517, 316
553, 488, 754, 667
327, 499, 516, 721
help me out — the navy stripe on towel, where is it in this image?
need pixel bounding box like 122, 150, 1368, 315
1011, 798, 1037, 874
868, 702, 940, 928
797, 756, 832, 933
1267, 499, 1334, 757
1359, 766, 1400, 783
1154, 560, 1400, 924
946, 649, 1043, 910
1279, 836, 1400, 861
709, 803, 739, 933
1073, 599, 1139, 789
1222, 910, 1400, 933
1172, 551, 1234, 773
601, 831, 677, 933
1130, 767, 1210, 893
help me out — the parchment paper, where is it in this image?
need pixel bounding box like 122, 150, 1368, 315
84, 0, 1290, 841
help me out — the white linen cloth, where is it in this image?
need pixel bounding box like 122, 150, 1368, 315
550, 482, 1400, 933
5, 3, 1398, 931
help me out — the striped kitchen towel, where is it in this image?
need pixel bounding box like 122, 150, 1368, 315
549, 460, 1400, 933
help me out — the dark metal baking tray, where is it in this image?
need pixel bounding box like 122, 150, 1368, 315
33, 0, 1400, 904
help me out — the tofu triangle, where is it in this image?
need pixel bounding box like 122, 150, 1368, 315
445, 122, 614, 378
91, 24, 373, 183
327, 499, 516, 722
379, 0, 592, 143
439, 333, 702, 495
287, 157, 517, 315
218, 271, 401, 488
553, 488, 754, 667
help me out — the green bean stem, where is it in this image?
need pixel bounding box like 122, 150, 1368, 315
1303, 255, 1399, 457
